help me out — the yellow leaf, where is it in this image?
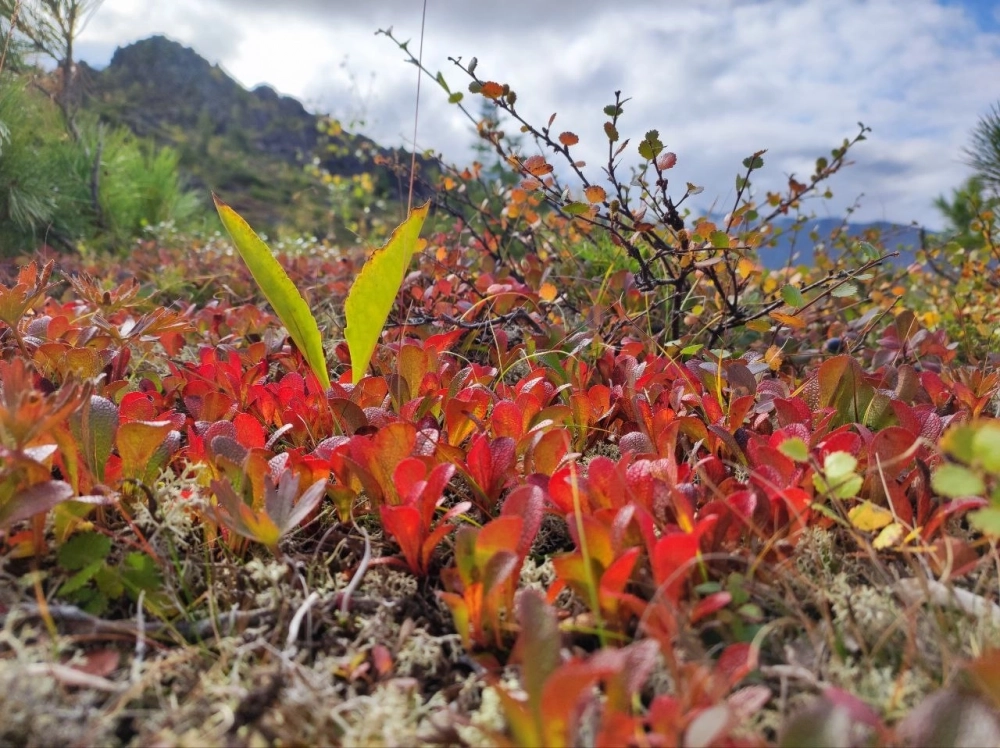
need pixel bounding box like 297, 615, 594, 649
584, 185, 606, 203
214, 195, 330, 389
764, 344, 783, 371
873, 521, 905, 550
345, 202, 430, 384
737, 257, 757, 279
848, 501, 893, 532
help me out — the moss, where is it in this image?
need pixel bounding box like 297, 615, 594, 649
0, 647, 120, 747
460, 684, 508, 746
336, 678, 432, 746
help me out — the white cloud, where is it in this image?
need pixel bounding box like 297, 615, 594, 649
78, 0, 1000, 229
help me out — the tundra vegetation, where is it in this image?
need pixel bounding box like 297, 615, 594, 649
1, 7, 1000, 747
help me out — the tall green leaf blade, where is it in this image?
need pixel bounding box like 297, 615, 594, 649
344, 202, 430, 384
214, 195, 330, 389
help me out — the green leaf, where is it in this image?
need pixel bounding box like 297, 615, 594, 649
824, 451, 857, 480
969, 508, 1000, 536
94, 564, 124, 599
563, 201, 591, 216
57, 531, 112, 571
814, 451, 862, 499
940, 424, 977, 464
637, 130, 663, 160
932, 463, 986, 498
118, 420, 174, 482
830, 283, 857, 298
121, 552, 163, 595
856, 241, 880, 262
448, 92, 464, 104
816, 355, 875, 428
781, 284, 806, 308
778, 437, 809, 462
742, 154, 764, 169
345, 202, 430, 384
972, 422, 1000, 474
710, 231, 730, 249
69, 395, 119, 482
58, 559, 105, 595
214, 196, 330, 389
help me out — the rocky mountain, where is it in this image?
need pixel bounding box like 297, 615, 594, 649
79, 35, 427, 233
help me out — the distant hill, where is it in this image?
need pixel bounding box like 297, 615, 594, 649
77, 37, 930, 259
755, 217, 924, 270
79, 35, 429, 234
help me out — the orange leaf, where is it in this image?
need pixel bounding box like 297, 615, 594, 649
692, 221, 717, 241
539, 283, 558, 302
769, 311, 807, 329
558, 131, 579, 146
523, 155, 553, 177
584, 185, 607, 203
480, 81, 504, 99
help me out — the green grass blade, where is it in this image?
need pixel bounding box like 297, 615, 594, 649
214, 195, 330, 389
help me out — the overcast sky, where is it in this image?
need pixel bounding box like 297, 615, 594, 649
75, 0, 1000, 230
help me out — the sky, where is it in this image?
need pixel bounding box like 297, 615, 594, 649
73, 0, 1000, 230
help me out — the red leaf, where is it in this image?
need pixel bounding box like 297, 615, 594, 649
381, 504, 423, 574
525, 428, 571, 476
651, 532, 700, 603
601, 547, 640, 596
233, 412, 266, 449
774, 396, 813, 426
690, 591, 732, 624
0, 480, 74, 528
445, 387, 491, 446
586, 456, 628, 511
716, 642, 757, 687
501, 484, 545, 558
657, 152, 677, 170
869, 426, 918, 480
491, 399, 525, 440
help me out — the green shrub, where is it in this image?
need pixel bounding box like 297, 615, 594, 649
78, 122, 202, 247
0, 76, 86, 252
0, 71, 203, 256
